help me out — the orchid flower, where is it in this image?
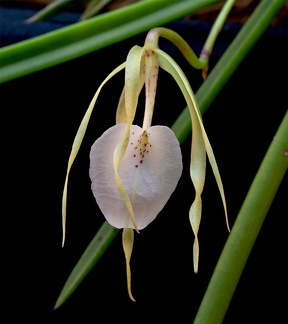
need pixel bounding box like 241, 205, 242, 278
62, 27, 229, 301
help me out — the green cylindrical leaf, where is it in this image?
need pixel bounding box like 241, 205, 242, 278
0, 0, 219, 83
54, 221, 119, 309
27, 0, 87, 23
194, 110, 288, 323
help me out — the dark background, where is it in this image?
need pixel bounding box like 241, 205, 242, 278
1, 3, 287, 324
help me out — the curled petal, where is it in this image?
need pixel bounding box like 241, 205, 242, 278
156, 48, 229, 272
122, 228, 135, 301
62, 62, 125, 246
89, 124, 182, 230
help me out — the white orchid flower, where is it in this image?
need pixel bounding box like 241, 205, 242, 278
62, 28, 229, 301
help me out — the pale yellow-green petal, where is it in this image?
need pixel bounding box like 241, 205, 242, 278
125, 45, 145, 124
113, 45, 145, 231
142, 43, 159, 130
156, 52, 229, 232
189, 194, 202, 273
156, 49, 205, 272
202, 137, 230, 232
122, 228, 135, 302
113, 46, 145, 169
116, 87, 126, 124
62, 62, 126, 246
156, 48, 229, 272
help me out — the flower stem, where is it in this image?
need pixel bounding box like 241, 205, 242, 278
171, 0, 287, 144
146, 0, 235, 74
200, 0, 236, 62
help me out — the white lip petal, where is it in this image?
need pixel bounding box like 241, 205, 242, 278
89, 124, 183, 230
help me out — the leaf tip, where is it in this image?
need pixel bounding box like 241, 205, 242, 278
52, 299, 62, 312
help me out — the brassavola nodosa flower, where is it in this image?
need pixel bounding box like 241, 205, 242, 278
62, 27, 230, 301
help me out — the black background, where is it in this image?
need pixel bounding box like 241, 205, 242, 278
1, 5, 287, 324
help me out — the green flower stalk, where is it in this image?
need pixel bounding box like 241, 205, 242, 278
62, 27, 229, 300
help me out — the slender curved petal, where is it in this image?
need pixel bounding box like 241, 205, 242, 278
155, 48, 229, 272
122, 228, 135, 301
62, 62, 126, 246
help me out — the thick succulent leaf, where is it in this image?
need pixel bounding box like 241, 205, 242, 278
62, 62, 125, 246
89, 123, 183, 229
